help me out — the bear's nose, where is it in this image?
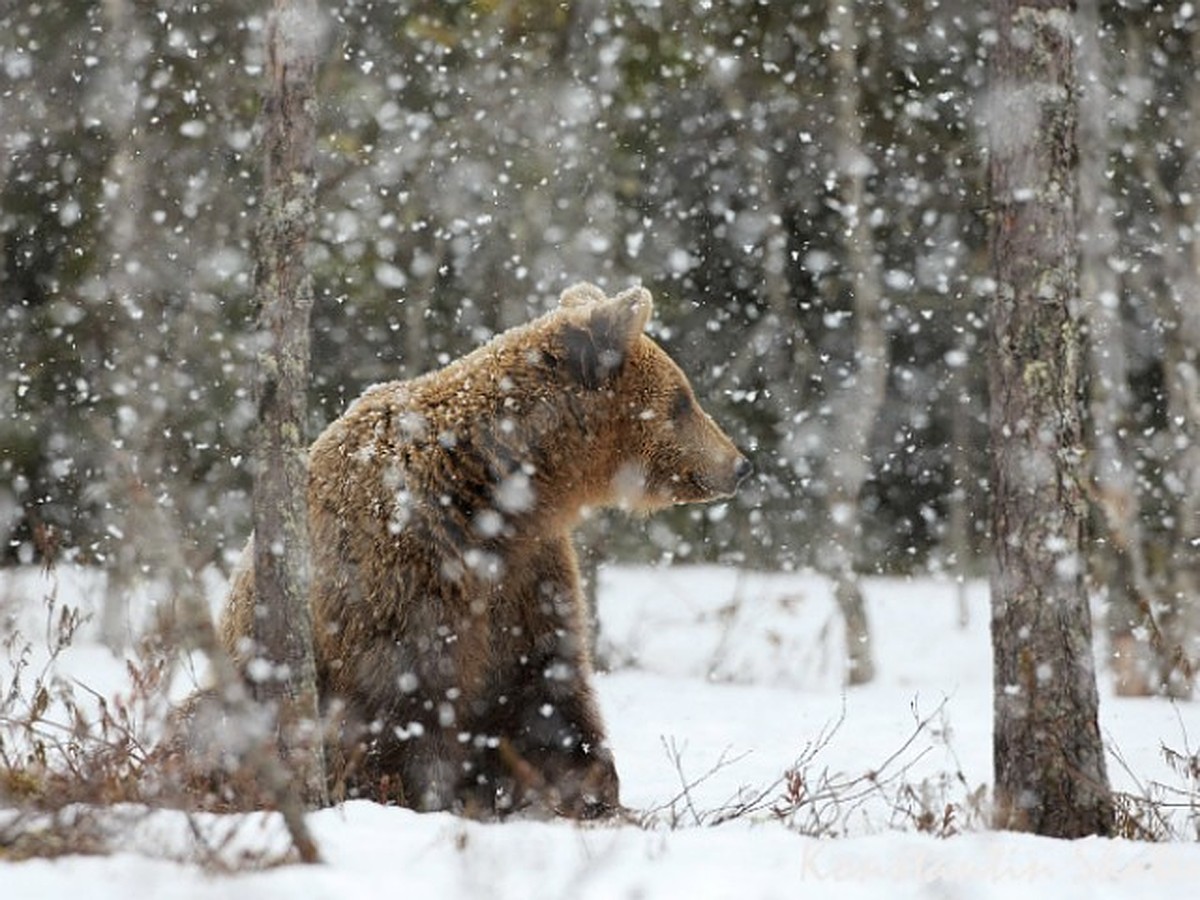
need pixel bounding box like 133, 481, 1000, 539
734, 456, 753, 485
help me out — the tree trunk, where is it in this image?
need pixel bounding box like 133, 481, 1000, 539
1118, 29, 1200, 699
1142, 24, 1200, 699
1077, 0, 1159, 696
946, 330, 975, 630
251, 0, 328, 811
988, 0, 1113, 837
94, 0, 150, 654
824, 0, 887, 686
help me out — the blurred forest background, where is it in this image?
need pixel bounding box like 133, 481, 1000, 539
1, 1, 1197, 693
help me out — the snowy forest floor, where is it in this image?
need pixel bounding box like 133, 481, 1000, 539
2, 564, 1199, 898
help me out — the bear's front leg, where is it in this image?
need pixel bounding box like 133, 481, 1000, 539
341, 636, 472, 813
509, 695, 620, 820
484, 540, 621, 819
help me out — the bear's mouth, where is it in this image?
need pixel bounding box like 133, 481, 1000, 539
670, 471, 738, 504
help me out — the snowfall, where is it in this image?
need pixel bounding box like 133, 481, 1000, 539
2, 562, 1199, 899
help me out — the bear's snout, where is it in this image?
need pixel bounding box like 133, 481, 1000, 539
706, 452, 751, 499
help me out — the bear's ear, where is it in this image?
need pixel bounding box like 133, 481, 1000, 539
560, 286, 654, 390
559, 282, 608, 309
609, 286, 654, 336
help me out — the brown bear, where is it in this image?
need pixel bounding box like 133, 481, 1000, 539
218, 282, 749, 818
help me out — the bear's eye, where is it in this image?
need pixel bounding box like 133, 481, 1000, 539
669, 388, 693, 422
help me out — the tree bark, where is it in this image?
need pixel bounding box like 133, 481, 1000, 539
987, 0, 1113, 837
251, 0, 328, 811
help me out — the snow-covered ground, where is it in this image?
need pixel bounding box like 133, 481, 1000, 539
2, 563, 1199, 898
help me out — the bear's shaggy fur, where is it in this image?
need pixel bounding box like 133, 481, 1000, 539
218, 283, 748, 817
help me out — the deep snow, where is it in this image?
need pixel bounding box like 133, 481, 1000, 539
2, 564, 1199, 898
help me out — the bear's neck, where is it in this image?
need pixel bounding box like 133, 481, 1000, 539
410, 355, 627, 537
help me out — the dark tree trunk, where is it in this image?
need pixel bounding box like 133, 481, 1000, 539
251, 0, 328, 811
987, 0, 1113, 838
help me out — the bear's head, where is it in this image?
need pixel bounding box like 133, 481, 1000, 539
556, 283, 751, 511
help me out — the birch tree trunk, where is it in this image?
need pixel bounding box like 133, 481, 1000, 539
251, 0, 327, 810
945, 323, 977, 630
95, 0, 148, 654
824, 0, 887, 685
987, 0, 1113, 837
